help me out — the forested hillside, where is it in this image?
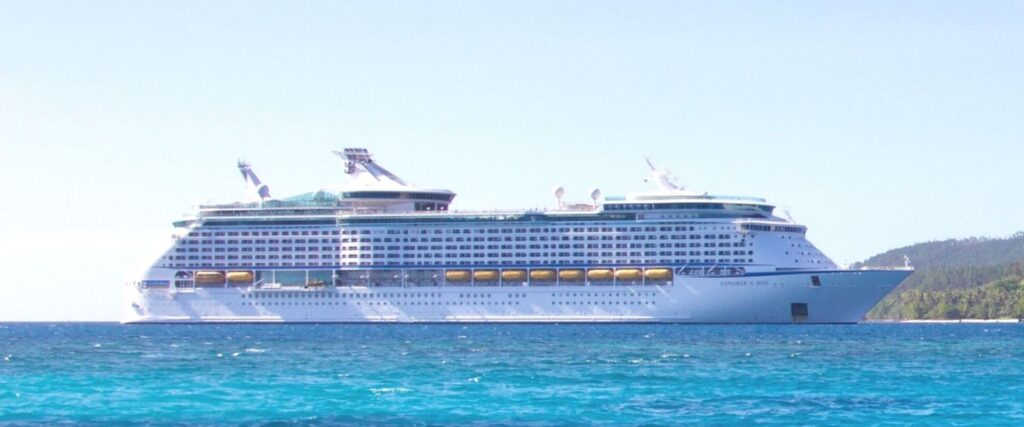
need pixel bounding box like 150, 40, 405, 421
855, 232, 1024, 270
859, 232, 1024, 320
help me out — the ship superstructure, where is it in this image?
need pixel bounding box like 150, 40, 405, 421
124, 149, 911, 323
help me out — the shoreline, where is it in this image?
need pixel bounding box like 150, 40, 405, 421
869, 319, 1024, 324
2, 320, 1022, 325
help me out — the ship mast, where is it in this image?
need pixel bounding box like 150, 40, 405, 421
332, 148, 409, 186
237, 160, 271, 202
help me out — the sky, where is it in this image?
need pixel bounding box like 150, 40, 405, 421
1, 1, 1022, 321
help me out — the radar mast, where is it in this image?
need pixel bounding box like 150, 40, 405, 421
332, 148, 410, 186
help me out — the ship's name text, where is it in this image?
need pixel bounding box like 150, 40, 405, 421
720, 280, 773, 287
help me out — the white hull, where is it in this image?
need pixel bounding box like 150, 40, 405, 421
123, 269, 910, 324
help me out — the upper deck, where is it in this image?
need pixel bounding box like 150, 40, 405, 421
177, 149, 780, 228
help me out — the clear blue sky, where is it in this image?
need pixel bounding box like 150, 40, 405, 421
1, 1, 1022, 320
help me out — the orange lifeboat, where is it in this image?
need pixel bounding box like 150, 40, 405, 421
226, 271, 254, 283
615, 269, 643, 281
473, 270, 499, 281
644, 268, 673, 281
530, 269, 556, 281
587, 269, 614, 281
194, 271, 225, 285
501, 270, 527, 281
445, 270, 471, 282
559, 269, 585, 282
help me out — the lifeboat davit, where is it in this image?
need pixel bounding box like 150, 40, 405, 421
615, 269, 643, 281
559, 269, 584, 281
445, 270, 471, 282
587, 269, 613, 281
529, 269, 556, 281
501, 270, 527, 281
195, 271, 225, 285
473, 270, 499, 281
227, 271, 254, 283
644, 268, 673, 281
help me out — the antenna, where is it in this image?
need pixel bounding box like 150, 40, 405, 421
645, 156, 657, 171
589, 188, 602, 207
783, 209, 795, 224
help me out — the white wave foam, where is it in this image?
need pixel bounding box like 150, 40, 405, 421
370, 387, 412, 394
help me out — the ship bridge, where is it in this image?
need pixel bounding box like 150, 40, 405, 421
601, 194, 776, 219
598, 159, 777, 219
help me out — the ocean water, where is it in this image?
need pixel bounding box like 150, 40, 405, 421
1, 324, 1022, 426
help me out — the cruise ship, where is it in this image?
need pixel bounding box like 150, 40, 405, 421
123, 148, 912, 324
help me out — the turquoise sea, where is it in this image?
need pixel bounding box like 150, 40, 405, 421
1, 323, 1022, 426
